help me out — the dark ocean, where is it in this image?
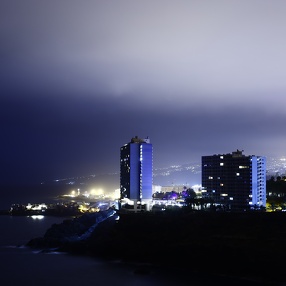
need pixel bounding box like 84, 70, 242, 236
0, 215, 195, 286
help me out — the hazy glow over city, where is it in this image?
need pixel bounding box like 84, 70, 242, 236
1, 0, 286, 190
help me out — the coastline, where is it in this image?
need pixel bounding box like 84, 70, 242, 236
24, 209, 286, 285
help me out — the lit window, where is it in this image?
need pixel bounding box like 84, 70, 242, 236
236, 173, 240, 176
220, 156, 224, 159
208, 176, 213, 179
220, 163, 224, 166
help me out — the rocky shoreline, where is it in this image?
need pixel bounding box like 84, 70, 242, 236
26, 209, 286, 285
27, 208, 117, 249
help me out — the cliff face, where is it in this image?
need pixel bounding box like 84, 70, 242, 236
88, 211, 286, 284
26, 208, 117, 250
27, 210, 286, 284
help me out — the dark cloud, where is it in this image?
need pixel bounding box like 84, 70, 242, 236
1, 90, 285, 185
1, 1, 286, 186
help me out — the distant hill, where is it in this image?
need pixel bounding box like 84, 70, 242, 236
41, 156, 286, 193
41, 162, 201, 193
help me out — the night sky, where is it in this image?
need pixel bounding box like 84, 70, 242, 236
1, 1, 286, 186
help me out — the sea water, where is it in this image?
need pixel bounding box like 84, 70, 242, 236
0, 215, 194, 286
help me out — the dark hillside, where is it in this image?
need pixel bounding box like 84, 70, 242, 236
28, 210, 286, 285
86, 211, 286, 284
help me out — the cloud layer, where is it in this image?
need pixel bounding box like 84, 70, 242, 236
1, 1, 286, 184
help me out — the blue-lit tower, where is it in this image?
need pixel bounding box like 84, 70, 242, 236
120, 136, 153, 211
201, 150, 266, 211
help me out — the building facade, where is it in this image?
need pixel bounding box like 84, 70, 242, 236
201, 150, 266, 211
120, 136, 153, 211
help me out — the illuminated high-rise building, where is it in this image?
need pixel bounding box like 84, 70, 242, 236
201, 150, 266, 211
120, 136, 153, 211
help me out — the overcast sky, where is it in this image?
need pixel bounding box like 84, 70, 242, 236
1, 0, 286, 185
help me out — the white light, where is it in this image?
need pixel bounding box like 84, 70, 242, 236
31, 215, 44, 220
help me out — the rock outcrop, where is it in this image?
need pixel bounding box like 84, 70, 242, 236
27, 208, 117, 250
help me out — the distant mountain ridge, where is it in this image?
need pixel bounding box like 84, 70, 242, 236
44, 156, 286, 192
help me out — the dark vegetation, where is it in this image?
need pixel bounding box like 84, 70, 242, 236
266, 176, 286, 211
